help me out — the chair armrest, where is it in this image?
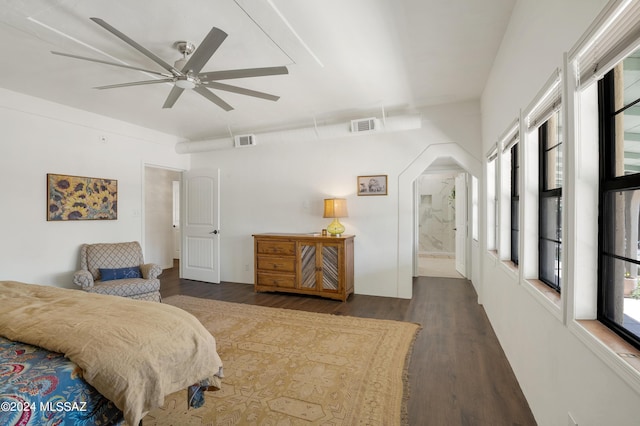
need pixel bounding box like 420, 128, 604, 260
73, 270, 94, 289
140, 263, 162, 279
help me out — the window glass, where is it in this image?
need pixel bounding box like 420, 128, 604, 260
613, 50, 640, 177
600, 256, 640, 334
540, 196, 561, 241
603, 189, 640, 261
539, 196, 562, 290
511, 143, 519, 265
543, 113, 563, 190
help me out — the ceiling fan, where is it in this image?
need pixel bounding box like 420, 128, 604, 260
51, 17, 289, 111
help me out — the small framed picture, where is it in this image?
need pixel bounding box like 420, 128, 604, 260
357, 175, 387, 196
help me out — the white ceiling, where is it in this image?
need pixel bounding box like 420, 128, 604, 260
0, 0, 515, 141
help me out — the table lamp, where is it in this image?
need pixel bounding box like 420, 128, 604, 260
323, 198, 348, 236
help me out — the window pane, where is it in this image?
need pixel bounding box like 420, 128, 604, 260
540, 239, 561, 290
512, 144, 519, 196
601, 256, 640, 340
603, 189, 640, 260
511, 229, 519, 265
540, 196, 561, 242
613, 54, 640, 177
511, 199, 519, 230
511, 198, 519, 264
616, 110, 640, 176
544, 112, 563, 190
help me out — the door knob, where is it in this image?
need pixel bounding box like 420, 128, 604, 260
210, 230, 220, 234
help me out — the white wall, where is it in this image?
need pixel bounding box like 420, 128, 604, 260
0, 88, 188, 288
481, 0, 640, 425
188, 100, 482, 298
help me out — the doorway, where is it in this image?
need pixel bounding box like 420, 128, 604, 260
144, 166, 182, 270
417, 172, 465, 278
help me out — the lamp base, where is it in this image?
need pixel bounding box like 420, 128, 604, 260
326, 218, 345, 237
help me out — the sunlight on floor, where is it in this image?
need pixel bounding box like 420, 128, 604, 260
418, 253, 464, 278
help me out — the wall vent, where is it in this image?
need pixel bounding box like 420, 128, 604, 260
350, 117, 379, 133
234, 134, 256, 148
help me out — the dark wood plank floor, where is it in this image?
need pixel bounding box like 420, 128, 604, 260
160, 261, 536, 426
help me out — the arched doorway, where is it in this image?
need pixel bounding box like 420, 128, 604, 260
417, 166, 466, 279
396, 143, 482, 299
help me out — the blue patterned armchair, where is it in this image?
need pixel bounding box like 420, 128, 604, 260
73, 241, 162, 302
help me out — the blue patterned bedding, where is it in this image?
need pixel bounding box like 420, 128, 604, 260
0, 336, 123, 426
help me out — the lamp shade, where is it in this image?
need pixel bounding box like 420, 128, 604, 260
323, 198, 348, 218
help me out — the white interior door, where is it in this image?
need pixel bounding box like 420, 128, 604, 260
455, 173, 467, 277
181, 168, 220, 283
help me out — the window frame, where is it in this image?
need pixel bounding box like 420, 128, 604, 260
510, 143, 519, 265
597, 67, 640, 350
538, 117, 562, 292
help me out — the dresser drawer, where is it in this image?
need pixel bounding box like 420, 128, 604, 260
257, 240, 295, 255
257, 256, 295, 272
257, 272, 296, 288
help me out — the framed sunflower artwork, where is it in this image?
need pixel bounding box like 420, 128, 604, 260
47, 173, 118, 221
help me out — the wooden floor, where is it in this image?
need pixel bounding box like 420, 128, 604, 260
160, 261, 536, 426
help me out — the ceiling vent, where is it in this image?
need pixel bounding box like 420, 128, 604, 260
350, 117, 379, 133
234, 134, 256, 148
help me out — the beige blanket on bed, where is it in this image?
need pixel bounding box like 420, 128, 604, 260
0, 280, 223, 426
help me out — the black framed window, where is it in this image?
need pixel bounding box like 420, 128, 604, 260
539, 112, 562, 291
598, 53, 640, 350
511, 143, 519, 265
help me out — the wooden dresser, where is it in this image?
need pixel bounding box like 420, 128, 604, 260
253, 233, 354, 301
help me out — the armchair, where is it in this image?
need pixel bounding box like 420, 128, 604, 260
73, 241, 162, 302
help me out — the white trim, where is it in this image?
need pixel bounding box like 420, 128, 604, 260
487, 143, 498, 162
569, 320, 640, 395
499, 118, 520, 153
524, 68, 562, 130
523, 280, 563, 322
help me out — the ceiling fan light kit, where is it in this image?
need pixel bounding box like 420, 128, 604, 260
174, 76, 197, 90
52, 17, 288, 111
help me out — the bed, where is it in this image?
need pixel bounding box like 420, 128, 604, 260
0, 280, 223, 425
0, 336, 124, 425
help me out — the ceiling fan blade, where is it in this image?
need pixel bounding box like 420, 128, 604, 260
194, 86, 233, 111
204, 82, 280, 101
51, 51, 172, 77
90, 17, 182, 77
94, 78, 174, 90
198, 66, 289, 82
163, 86, 185, 109
181, 27, 227, 74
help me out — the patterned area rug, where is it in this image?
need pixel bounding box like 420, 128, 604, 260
143, 295, 420, 425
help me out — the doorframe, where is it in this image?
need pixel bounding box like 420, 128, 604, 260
141, 163, 186, 269
397, 143, 482, 300
414, 171, 466, 278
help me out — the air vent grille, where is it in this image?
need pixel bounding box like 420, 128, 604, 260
234, 134, 256, 148
351, 118, 379, 133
